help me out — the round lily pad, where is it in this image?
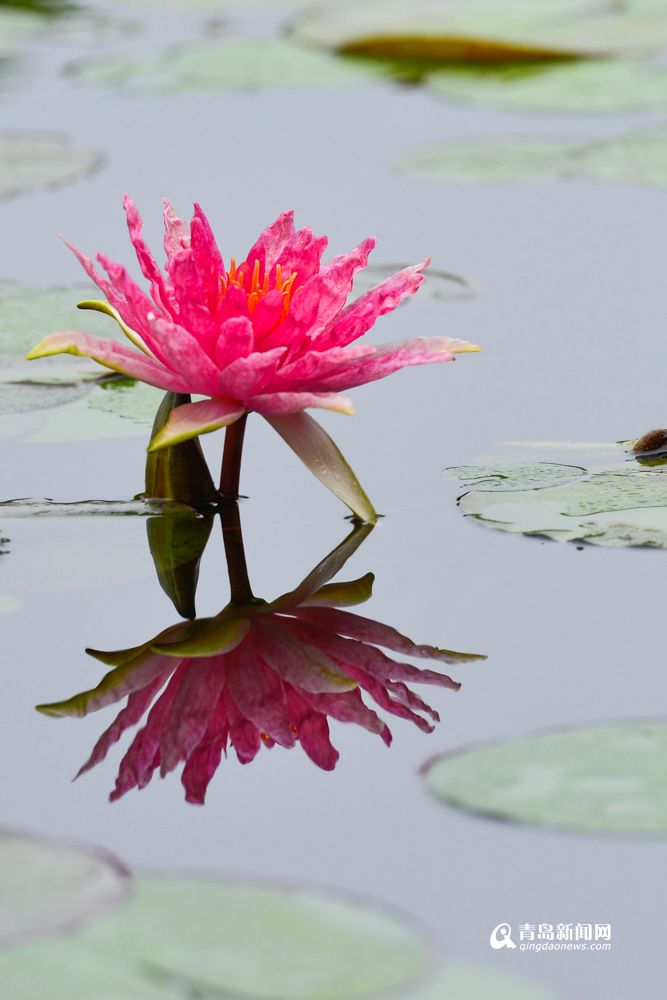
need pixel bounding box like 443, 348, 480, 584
0, 829, 129, 948
74, 39, 378, 93
0, 594, 21, 616
413, 963, 557, 1000
0, 134, 102, 201
423, 722, 667, 835
428, 57, 667, 114
292, 0, 667, 63
448, 454, 667, 547
398, 128, 667, 188
0, 875, 431, 1000
0, 283, 111, 368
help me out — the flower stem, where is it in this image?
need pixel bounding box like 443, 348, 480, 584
220, 500, 254, 605
220, 413, 248, 499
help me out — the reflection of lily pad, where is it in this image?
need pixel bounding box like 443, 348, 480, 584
0, 876, 430, 1000
292, 0, 667, 62
0, 134, 103, 201
448, 455, 667, 547
74, 39, 377, 93
423, 722, 667, 835
399, 128, 667, 188
428, 57, 667, 114
0, 830, 129, 948
353, 264, 471, 301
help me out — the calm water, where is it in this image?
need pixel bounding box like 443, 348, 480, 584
2, 1, 666, 997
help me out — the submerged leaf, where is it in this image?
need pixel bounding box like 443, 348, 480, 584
448, 449, 667, 547
292, 0, 667, 63
266, 411, 378, 524
424, 722, 667, 835
0, 875, 430, 1000
0, 829, 129, 948
0, 134, 102, 201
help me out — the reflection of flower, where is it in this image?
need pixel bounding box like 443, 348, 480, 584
38, 514, 484, 804
26, 198, 478, 452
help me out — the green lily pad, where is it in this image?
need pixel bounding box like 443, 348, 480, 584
447, 451, 667, 547
74, 39, 379, 94
423, 722, 667, 835
292, 0, 667, 63
353, 264, 471, 301
428, 56, 667, 114
0, 829, 129, 948
10, 379, 163, 443
0, 594, 21, 615
0, 875, 430, 1000
0, 134, 102, 201
413, 963, 557, 1000
0, 283, 112, 368
399, 127, 667, 188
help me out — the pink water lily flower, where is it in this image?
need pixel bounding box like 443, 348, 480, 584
27, 198, 479, 518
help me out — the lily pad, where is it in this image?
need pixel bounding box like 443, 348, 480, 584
0, 829, 129, 948
353, 264, 471, 301
0, 875, 431, 1000
428, 57, 667, 114
0, 283, 111, 368
423, 722, 667, 835
413, 963, 557, 1000
448, 452, 667, 547
292, 0, 667, 63
74, 39, 379, 94
0, 594, 21, 616
399, 127, 667, 188
0, 134, 103, 201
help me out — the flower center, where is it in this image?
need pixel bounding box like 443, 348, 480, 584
221, 258, 298, 319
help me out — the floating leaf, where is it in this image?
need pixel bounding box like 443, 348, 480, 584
413, 963, 557, 1000
399, 127, 667, 188
0, 499, 153, 517
292, 0, 667, 63
427, 57, 667, 114
448, 451, 667, 547
74, 39, 379, 94
423, 722, 667, 835
0, 594, 21, 616
0, 282, 112, 368
0, 875, 430, 1000
0, 829, 129, 948
0, 379, 91, 414
352, 264, 471, 302
0, 134, 102, 201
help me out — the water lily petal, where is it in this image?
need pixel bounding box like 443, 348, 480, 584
250, 391, 354, 415
311, 336, 480, 392
245, 209, 295, 275
148, 398, 245, 451
315, 261, 428, 350
265, 410, 378, 523
25, 331, 191, 392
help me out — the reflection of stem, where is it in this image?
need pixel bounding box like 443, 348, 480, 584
220, 414, 248, 498
220, 500, 254, 605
